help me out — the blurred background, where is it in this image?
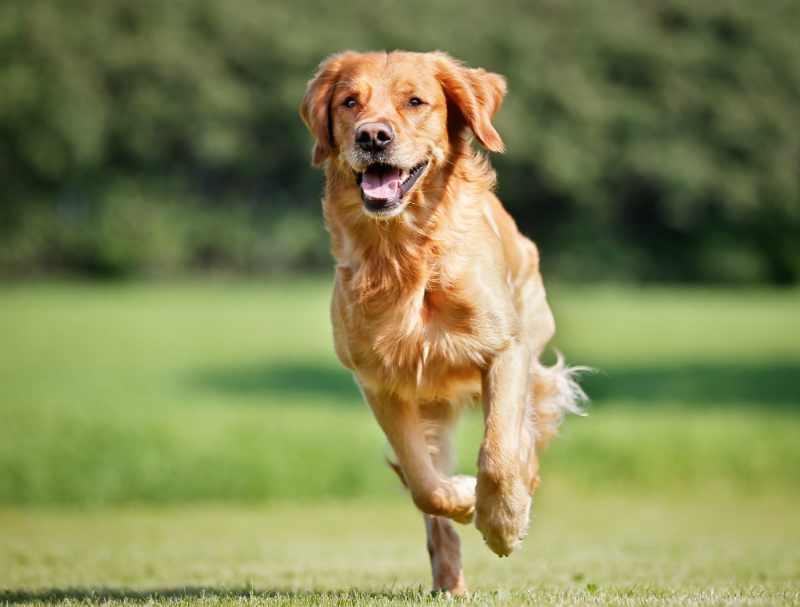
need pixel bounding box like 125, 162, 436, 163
2, 0, 799, 282
1, 0, 798, 525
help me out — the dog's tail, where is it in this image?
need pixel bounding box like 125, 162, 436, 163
530, 353, 589, 451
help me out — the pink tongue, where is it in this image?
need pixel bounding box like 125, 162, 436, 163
361, 165, 401, 200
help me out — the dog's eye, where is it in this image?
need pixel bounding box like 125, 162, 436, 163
343, 97, 357, 109
409, 97, 424, 107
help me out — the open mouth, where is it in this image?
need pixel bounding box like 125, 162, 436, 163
354, 161, 428, 214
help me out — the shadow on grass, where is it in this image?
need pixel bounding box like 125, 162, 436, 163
193, 361, 800, 408
582, 363, 800, 406
0, 587, 426, 604
193, 362, 362, 403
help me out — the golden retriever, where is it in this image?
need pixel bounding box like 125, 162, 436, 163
301, 50, 584, 595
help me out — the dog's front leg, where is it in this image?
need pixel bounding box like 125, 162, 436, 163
475, 340, 532, 557
361, 387, 476, 524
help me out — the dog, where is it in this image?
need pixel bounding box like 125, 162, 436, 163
301, 50, 584, 595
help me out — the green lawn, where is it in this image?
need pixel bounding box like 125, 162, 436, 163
2, 489, 798, 605
1, 279, 799, 604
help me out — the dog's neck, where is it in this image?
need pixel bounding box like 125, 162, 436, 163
323, 148, 495, 301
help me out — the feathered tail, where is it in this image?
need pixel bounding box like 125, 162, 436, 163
530, 353, 590, 450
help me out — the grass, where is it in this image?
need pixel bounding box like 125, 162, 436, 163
1, 279, 799, 604
2, 488, 799, 605
0, 280, 798, 504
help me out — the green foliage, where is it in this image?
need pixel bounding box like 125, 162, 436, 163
1, 0, 799, 281
1, 280, 798, 506
1, 180, 329, 277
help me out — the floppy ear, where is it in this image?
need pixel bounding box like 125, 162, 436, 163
300, 54, 345, 166
433, 52, 507, 153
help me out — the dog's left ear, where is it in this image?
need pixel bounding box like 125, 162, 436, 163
301, 54, 347, 166
433, 52, 507, 153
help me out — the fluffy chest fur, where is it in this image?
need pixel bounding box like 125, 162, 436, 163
331, 252, 511, 403
325, 157, 521, 404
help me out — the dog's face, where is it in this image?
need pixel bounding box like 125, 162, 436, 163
301, 51, 506, 218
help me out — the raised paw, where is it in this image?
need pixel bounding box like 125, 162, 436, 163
473, 473, 531, 557
447, 475, 477, 524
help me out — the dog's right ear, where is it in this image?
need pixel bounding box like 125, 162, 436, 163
301, 54, 346, 166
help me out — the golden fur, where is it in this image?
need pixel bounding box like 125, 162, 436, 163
301, 50, 584, 595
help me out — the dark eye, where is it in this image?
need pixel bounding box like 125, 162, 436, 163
409, 97, 424, 107
343, 97, 357, 108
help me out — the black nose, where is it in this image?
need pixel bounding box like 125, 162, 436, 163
355, 122, 394, 152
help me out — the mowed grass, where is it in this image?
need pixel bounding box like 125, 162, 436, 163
2, 488, 799, 605
1, 279, 799, 605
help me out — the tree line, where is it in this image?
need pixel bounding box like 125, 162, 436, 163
1, 0, 798, 282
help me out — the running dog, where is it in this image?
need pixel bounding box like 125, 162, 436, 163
301, 50, 585, 594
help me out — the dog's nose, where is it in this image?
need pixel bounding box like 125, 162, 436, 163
355, 122, 394, 152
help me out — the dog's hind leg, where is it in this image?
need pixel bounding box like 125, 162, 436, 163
383, 396, 471, 594
386, 462, 469, 595
425, 514, 467, 595
419, 399, 469, 595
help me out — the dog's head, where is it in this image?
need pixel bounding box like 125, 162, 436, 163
301, 51, 506, 218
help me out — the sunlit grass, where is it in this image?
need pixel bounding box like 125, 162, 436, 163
2, 486, 798, 605
1, 279, 799, 604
